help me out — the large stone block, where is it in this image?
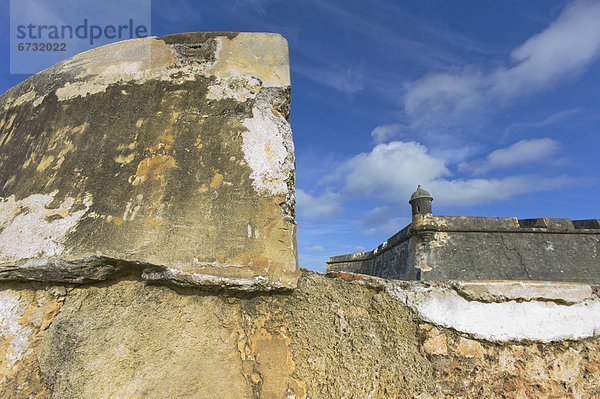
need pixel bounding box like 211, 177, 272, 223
0, 32, 299, 289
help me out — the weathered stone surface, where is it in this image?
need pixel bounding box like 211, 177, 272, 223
1, 271, 599, 398
410, 215, 600, 282
0, 33, 298, 289
387, 280, 600, 342
328, 214, 600, 283
451, 280, 593, 304
415, 321, 600, 398
327, 224, 413, 280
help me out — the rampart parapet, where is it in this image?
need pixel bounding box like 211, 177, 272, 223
328, 187, 600, 283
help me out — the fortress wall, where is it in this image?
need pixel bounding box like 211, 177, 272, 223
327, 224, 412, 278
0, 33, 299, 290
328, 215, 600, 283
1, 270, 599, 398
411, 215, 600, 282
367, 238, 411, 279
325, 250, 373, 274
415, 229, 600, 281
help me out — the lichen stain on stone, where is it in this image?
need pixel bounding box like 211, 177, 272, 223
106, 215, 124, 225
206, 77, 261, 102
0, 288, 62, 395
215, 252, 226, 264
36, 155, 55, 172
4, 90, 36, 110
122, 194, 144, 222
413, 214, 448, 228
209, 172, 224, 188
194, 135, 203, 149
53, 141, 75, 170
2, 176, 16, 192
0, 115, 17, 146
0, 290, 34, 369
212, 33, 290, 87
4, 114, 16, 131
19, 290, 64, 336
0, 192, 93, 263
130, 154, 178, 186
55, 81, 111, 102
106, 196, 146, 223
30, 123, 87, 172
158, 132, 174, 148
21, 153, 34, 170
51, 32, 289, 102
234, 252, 279, 276
242, 105, 293, 196
114, 152, 135, 165
55, 38, 179, 101
2, 90, 47, 112
429, 232, 450, 248
237, 303, 306, 398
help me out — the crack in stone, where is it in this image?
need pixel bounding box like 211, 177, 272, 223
0, 256, 291, 292
500, 235, 532, 280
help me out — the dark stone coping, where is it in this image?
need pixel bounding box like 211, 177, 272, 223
0, 256, 291, 292
159, 32, 239, 44
415, 216, 600, 234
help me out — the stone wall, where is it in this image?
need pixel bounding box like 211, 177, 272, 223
328, 215, 600, 283
0, 33, 299, 290
327, 224, 413, 279
1, 270, 599, 398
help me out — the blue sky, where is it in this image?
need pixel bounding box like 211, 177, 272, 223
1, 0, 599, 271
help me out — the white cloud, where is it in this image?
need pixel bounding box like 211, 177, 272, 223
371, 123, 406, 143
404, 71, 485, 121
296, 189, 343, 219
336, 141, 450, 202
428, 175, 582, 206
459, 138, 560, 175
404, 0, 600, 126
494, 0, 600, 98
328, 140, 582, 207
305, 245, 325, 253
